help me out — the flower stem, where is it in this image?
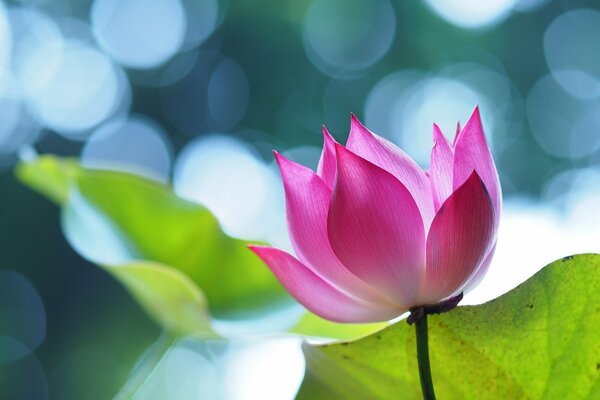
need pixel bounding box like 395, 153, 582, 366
415, 313, 436, 400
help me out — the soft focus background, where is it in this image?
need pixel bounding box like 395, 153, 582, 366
1, 0, 600, 398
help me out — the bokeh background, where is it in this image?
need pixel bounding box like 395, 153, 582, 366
1, 0, 600, 398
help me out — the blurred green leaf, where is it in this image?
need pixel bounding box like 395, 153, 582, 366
16, 156, 290, 324
298, 254, 600, 399
16, 155, 80, 204
102, 263, 212, 337
16, 156, 389, 341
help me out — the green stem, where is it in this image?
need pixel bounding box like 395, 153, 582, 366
415, 313, 436, 400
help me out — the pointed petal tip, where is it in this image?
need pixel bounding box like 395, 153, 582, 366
469, 169, 491, 199
456, 104, 486, 146
273, 150, 286, 168
247, 244, 270, 255
273, 151, 300, 179
350, 112, 357, 120
432, 123, 443, 141
455, 120, 461, 139
452, 107, 500, 219
469, 105, 482, 124
349, 114, 370, 135
247, 245, 275, 263
432, 124, 453, 152
273, 150, 285, 165
322, 125, 334, 141
467, 168, 483, 183
318, 127, 337, 187
274, 150, 296, 164
458, 170, 492, 211
468, 168, 480, 179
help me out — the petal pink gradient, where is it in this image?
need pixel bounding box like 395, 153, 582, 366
327, 144, 425, 307
250, 107, 501, 323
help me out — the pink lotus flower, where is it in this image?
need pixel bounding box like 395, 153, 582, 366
250, 107, 501, 323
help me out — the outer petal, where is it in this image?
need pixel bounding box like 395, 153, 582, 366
249, 246, 404, 323
462, 241, 497, 294
316, 126, 337, 189
275, 152, 395, 304
419, 171, 495, 305
346, 114, 435, 230
453, 107, 501, 225
327, 144, 426, 307
430, 124, 454, 212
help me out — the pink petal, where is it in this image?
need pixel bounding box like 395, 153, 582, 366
346, 114, 435, 229
453, 107, 502, 224
249, 246, 404, 323
327, 144, 426, 307
275, 152, 394, 304
462, 242, 497, 294
419, 171, 495, 305
429, 124, 454, 212
453, 121, 461, 146
316, 126, 337, 189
